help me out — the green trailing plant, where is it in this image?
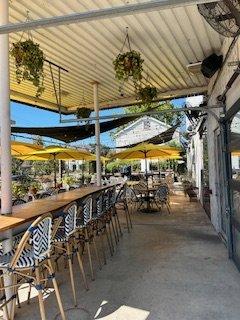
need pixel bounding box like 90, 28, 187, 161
10, 39, 45, 97
137, 85, 157, 104
113, 50, 144, 86
76, 107, 92, 119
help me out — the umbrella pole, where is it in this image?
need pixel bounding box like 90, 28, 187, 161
158, 159, 161, 181
54, 154, 57, 188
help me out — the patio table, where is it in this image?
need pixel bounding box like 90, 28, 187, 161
137, 186, 158, 213
0, 184, 117, 232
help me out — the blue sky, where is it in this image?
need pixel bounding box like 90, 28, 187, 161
11, 98, 185, 148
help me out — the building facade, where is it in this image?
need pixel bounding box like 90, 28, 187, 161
115, 116, 180, 172
185, 35, 240, 270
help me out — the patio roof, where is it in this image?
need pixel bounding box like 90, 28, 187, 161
8, 0, 222, 114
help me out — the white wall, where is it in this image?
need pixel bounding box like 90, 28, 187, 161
115, 116, 180, 147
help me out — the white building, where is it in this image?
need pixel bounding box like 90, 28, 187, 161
115, 116, 180, 172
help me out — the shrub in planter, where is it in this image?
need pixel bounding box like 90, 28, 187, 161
137, 85, 157, 104
10, 39, 45, 97
113, 50, 144, 85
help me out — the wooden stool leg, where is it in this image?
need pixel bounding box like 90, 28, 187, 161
85, 228, 94, 281
100, 231, 107, 265
66, 242, 77, 307
0, 276, 10, 320
92, 236, 102, 270
104, 227, 113, 256
113, 215, 119, 241
107, 223, 114, 252
74, 239, 89, 290
35, 267, 47, 320
115, 209, 123, 237
47, 259, 67, 320
10, 275, 18, 320
110, 217, 118, 245
126, 203, 133, 229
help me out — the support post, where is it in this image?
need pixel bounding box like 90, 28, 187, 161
0, 0, 11, 216
93, 82, 101, 186
0, 1, 13, 317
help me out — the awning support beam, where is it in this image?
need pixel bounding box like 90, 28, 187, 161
0, 0, 217, 34
60, 104, 223, 123
93, 82, 102, 187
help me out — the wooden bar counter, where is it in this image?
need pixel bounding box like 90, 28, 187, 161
0, 184, 115, 232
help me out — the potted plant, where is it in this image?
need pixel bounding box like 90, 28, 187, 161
10, 39, 45, 97
76, 107, 92, 120
137, 85, 157, 104
113, 50, 144, 86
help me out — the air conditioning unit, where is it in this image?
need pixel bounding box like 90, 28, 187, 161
186, 62, 202, 75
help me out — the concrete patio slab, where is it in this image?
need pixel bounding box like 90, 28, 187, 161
14, 192, 240, 320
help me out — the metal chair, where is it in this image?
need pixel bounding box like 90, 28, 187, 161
57, 188, 66, 194
52, 202, 88, 307
0, 214, 66, 320
12, 199, 26, 206
154, 184, 171, 214
39, 192, 52, 199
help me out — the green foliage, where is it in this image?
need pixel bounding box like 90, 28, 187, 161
106, 159, 140, 173
75, 107, 92, 119
126, 102, 183, 125
31, 160, 57, 176
10, 39, 45, 97
12, 182, 27, 198
137, 85, 157, 105
62, 175, 76, 186
113, 50, 144, 86
12, 158, 23, 175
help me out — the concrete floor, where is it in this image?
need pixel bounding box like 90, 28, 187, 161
14, 191, 240, 320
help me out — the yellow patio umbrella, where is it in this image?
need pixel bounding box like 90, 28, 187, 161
113, 143, 181, 184
2, 141, 43, 156
17, 146, 95, 186
113, 143, 180, 160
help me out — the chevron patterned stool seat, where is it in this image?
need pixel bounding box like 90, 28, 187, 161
52, 202, 88, 307
0, 214, 66, 320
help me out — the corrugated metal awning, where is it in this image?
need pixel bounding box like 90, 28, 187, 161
8, 0, 222, 113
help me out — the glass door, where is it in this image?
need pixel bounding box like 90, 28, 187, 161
229, 111, 240, 267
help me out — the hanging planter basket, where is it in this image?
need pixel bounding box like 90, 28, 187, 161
137, 85, 157, 104
75, 107, 92, 120
113, 50, 144, 85
10, 39, 45, 97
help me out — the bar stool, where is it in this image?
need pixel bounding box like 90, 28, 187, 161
52, 202, 88, 307
91, 192, 113, 264
115, 184, 133, 232
0, 214, 66, 320
78, 196, 102, 281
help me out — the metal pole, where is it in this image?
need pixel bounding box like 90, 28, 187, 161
0, 0, 216, 35
60, 104, 222, 123
93, 82, 101, 186
0, 0, 11, 216
0, 1, 13, 317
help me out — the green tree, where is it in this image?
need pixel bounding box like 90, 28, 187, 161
126, 102, 183, 125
